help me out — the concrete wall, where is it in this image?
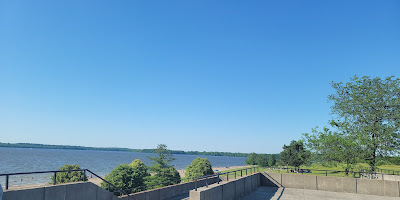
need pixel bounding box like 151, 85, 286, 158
261, 172, 400, 197
190, 173, 260, 200
3, 182, 116, 200
119, 176, 220, 200
3, 176, 220, 200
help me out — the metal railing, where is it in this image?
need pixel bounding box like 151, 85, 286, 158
376, 168, 400, 175
114, 166, 260, 196
272, 166, 400, 179
0, 166, 260, 197
0, 169, 130, 196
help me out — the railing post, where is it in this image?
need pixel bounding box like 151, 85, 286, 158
6, 174, 9, 190
54, 172, 57, 185
82, 170, 86, 181
218, 173, 220, 184
206, 176, 208, 188
227, 172, 229, 181
234, 171, 236, 179
241, 170, 242, 177
246, 169, 247, 175
195, 179, 198, 191
325, 171, 327, 176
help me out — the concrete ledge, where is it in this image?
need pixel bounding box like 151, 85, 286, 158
282, 173, 304, 189
357, 179, 385, 196
317, 176, 343, 192
384, 180, 400, 197
3, 187, 45, 200
303, 175, 317, 190
45, 184, 67, 200
342, 177, 356, 194
222, 181, 235, 200
235, 178, 245, 198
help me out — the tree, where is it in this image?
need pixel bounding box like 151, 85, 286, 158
280, 140, 311, 168
256, 154, 269, 167
303, 126, 362, 170
147, 144, 181, 188
185, 157, 214, 179
51, 164, 87, 184
328, 76, 400, 171
100, 159, 150, 194
269, 155, 276, 167
245, 153, 258, 165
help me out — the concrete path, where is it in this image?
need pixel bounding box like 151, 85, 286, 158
243, 186, 400, 200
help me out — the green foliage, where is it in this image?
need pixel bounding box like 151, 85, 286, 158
245, 153, 271, 167
100, 159, 149, 194
280, 140, 311, 168
256, 154, 269, 167
147, 144, 181, 188
303, 127, 361, 169
245, 153, 258, 165
327, 76, 400, 171
185, 157, 214, 179
50, 164, 86, 184
269, 155, 276, 166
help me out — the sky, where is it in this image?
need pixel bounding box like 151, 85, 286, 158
0, 0, 399, 154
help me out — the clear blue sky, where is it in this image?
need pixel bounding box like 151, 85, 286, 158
1, 0, 399, 154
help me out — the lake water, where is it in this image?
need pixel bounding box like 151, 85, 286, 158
0, 147, 246, 187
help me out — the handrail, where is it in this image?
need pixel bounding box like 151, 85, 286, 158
0, 166, 260, 197
0, 168, 130, 196
117, 166, 259, 195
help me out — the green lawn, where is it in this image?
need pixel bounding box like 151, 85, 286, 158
180, 163, 400, 182
268, 163, 400, 178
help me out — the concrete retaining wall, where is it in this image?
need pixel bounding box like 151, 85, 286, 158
261, 172, 400, 197
2, 182, 118, 200
120, 176, 220, 200
189, 173, 260, 200
3, 176, 220, 200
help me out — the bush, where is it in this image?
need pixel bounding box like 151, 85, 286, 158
101, 159, 149, 194
146, 166, 181, 189
51, 164, 87, 184
185, 157, 214, 179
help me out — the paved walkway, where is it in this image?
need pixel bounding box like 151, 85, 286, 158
243, 187, 400, 200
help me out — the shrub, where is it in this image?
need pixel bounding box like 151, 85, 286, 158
51, 164, 87, 184
185, 157, 214, 179
101, 159, 149, 194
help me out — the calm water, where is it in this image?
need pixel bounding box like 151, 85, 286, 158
0, 147, 246, 187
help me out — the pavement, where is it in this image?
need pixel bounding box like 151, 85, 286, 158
243, 186, 400, 200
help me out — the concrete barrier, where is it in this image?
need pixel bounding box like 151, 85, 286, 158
282, 173, 304, 189
190, 173, 260, 200
3, 176, 220, 200
261, 172, 400, 198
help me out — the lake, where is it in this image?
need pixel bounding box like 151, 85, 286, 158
0, 147, 246, 187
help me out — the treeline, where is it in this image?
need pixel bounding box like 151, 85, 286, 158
0, 142, 249, 157
245, 153, 279, 167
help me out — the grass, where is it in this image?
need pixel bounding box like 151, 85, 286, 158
180, 163, 400, 182
268, 163, 400, 178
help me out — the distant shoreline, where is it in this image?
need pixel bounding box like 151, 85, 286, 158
0, 142, 277, 158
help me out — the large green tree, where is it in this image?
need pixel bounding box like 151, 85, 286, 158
100, 159, 149, 194
146, 144, 181, 188
303, 126, 362, 169
185, 157, 214, 179
328, 76, 400, 171
279, 140, 311, 168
